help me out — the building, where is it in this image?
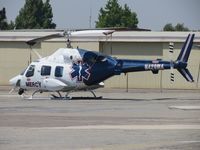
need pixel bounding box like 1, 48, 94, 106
0, 30, 200, 89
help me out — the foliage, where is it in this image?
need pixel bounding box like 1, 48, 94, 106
42, 0, 56, 28
96, 0, 138, 28
163, 23, 175, 31
163, 23, 189, 31
0, 7, 15, 30
175, 23, 189, 31
8, 21, 15, 30
15, 0, 56, 29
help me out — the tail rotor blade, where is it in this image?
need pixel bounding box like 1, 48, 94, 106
169, 42, 174, 54
170, 71, 175, 82
169, 42, 175, 83
169, 42, 174, 60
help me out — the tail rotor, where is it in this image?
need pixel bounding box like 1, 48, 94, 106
169, 42, 175, 82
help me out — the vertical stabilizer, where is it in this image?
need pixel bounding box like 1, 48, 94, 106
176, 34, 195, 82
177, 34, 195, 62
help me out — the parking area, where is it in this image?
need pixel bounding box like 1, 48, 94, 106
0, 88, 200, 150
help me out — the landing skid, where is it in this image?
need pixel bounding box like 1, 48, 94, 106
50, 96, 103, 100
23, 90, 102, 100
50, 90, 103, 100
21, 90, 44, 100
71, 96, 103, 100
50, 92, 71, 100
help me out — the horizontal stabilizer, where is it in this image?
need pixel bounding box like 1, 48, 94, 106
178, 68, 194, 82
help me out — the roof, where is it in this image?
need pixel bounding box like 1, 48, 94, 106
0, 30, 200, 43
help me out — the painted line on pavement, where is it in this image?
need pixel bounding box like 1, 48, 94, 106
26, 125, 200, 130
169, 105, 200, 110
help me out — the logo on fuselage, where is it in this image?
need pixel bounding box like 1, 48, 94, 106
145, 64, 164, 70
70, 62, 91, 82
26, 81, 41, 88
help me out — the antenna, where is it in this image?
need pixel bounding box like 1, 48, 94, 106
89, 0, 92, 28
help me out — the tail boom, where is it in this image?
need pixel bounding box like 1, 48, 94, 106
115, 34, 195, 82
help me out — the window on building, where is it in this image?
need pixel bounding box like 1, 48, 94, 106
25, 65, 35, 77
41, 66, 51, 76
55, 66, 64, 77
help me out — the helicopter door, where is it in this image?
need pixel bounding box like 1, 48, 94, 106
39, 65, 52, 89
55, 66, 64, 78
22, 64, 41, 89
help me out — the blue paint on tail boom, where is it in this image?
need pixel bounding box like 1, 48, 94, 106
83, 34, 195, 85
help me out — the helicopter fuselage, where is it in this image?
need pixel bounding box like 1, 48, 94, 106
10, 33, 195, 96
10, 48, 119, 93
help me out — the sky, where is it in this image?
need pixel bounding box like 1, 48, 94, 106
0, 0, 200, 31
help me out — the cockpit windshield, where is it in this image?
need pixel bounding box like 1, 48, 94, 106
83, 51, 98, 64
25, 65, 35, 77
83, 51, 107, 65
20, 68, 27, 75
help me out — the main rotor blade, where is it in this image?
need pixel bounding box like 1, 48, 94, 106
71, 30, 115, 36
26, 33, 64, 46
26, 30, 115, 46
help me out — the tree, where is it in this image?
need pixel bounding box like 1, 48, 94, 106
174, 23, 189, 31
0, 8, 8, 30
15, 0, 56, 29
96, 0, 138, 28
7, 21, 15, 30
163, 23, 175, 31
42, 0, 56, 28
163, 23, 189, 31
0, 8, 16, 30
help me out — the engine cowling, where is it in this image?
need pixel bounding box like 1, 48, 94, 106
42, 78, 66, 91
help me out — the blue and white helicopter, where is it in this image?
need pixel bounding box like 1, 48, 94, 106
9, 30, 195, 99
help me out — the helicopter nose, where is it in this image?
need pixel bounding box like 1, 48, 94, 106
9, 75, 21, 86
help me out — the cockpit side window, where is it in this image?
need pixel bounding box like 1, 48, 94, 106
83, 51, 98, 65
41, 65, 51, 76
55, 66, 63, 77
83, 51, 108, 65
25, 65, 35, 77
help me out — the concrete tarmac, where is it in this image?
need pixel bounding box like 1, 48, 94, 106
0, 88, 200, 150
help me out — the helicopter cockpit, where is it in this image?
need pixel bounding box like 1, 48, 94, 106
82, 50, 107, 66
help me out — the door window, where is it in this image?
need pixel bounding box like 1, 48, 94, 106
55, 66, 64, 77
41, 66, 51, 76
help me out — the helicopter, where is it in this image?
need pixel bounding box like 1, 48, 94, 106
9, 30, 195, 99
